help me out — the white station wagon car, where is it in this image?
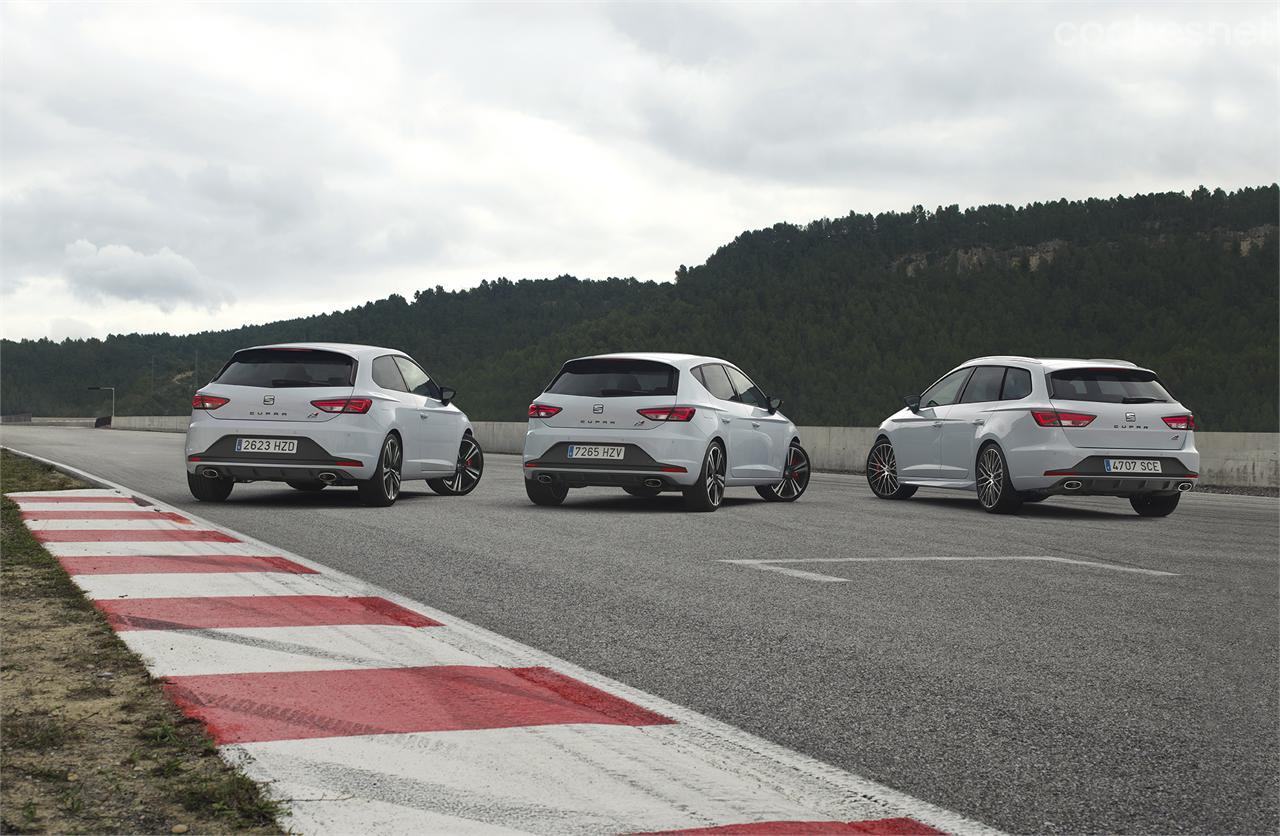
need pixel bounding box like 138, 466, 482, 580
185, 343, 483, 506
867, 356, 1200, 516
523, 353, 811, 511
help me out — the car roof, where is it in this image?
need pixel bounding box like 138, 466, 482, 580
566, 352, 734, 370
962, 356, 1152, 373
241, 343, 408, 360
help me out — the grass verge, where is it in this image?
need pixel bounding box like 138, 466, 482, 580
0, 450, 283, 834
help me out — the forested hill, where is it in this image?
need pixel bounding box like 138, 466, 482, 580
3, 185, 1277, 432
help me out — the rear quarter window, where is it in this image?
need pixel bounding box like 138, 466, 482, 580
1049, 369, 1173, 404
547, 359, 678, 398
214, 349, 355, 388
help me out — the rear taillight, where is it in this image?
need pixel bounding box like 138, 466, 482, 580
637, 406, 696, 422
192, 394, 229, 410
528, 403, 562, 419
1031, 409, 1095, 428
1162, 414, 1196, 430
310, 397, 373, 414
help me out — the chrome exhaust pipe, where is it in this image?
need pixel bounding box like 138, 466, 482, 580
317, 472, 338, 484
1063, 480, 1083, 491
536, 474, 553, 484
1177, 482, 1193, 492
643, 478, 663, 489
201, 468, 221, 480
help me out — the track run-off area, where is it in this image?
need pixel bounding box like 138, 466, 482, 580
3, 426, 1277, 834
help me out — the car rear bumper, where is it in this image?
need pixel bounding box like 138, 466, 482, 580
522, 430, 704, 488
185, 419, 377, 480
1013, 450, 1200, 495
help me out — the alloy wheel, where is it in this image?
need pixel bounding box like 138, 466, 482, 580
705, 445, 726, 507
976, 447, 1003, 509
445, 437, 482, 493
382, 436, 402, 501
770, 445, 811, 499
868, 443, 900, 496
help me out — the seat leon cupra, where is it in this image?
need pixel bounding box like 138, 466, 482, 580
523, 353, 811, 512
185, 343, 483, 506
866, 356, 1199, 516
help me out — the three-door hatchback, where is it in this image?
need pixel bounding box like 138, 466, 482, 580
523, 353, 811, 511
185, 343, 483, 506
866, 356, 1199, 515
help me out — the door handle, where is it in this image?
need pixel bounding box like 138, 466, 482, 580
932, 421, 943, 427
721, 417, 731, 424
419, 413, 429, 420
972, 419, 985, 426
752, 421, 761, 428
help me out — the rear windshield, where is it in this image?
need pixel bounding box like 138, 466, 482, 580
214, 349, 355, 388
1049, 369, 1173, 404
546, 359, 678, 398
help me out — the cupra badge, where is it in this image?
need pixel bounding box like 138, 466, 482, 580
263, 395, 275, 405
593, 404, 604, 414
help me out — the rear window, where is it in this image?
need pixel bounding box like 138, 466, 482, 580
214, 349, 355, 388
1049, 369, 1173, 404
547, 359, 678, 398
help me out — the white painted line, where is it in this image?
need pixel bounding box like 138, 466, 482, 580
724, 555, 1180, 579
73, 571, 344, 600
25, 519, 198, 531
42, 540, 285, 557
11, 502, 146, 513
119, 625, 492, 677
3, 447, 1001, 836
6, 489, 125, 499
230, 723, 935, 835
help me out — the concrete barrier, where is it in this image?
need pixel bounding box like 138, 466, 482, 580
31, 416, 97, 428
91, 417, 1279, 489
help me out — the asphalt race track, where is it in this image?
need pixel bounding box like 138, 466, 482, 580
4, 426, 1277, 835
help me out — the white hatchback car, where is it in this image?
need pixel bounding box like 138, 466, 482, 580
185, 343, 482, 506
867, 356, 1200, 516
523, 353, 811, 511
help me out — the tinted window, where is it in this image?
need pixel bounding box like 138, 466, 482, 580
959, 366, 1004, 404
214, 349, 354, 388
1049, 369, 1173, 404
725, 366, 767, 407
1001, 367, 1032, 400
372, 356, 408, 392
547, 359, 678, 398
921, 368, 972, 408
694, 364, 736, 401
394, 357, 441, 399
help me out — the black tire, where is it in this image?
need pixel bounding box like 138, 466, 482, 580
428, 434, 484, 496
683, 441, 726, 512
357, 433, 403, 507
286, 480, 326, 492
975, 443, 1022, 514
526, 478, 568, 506
188, 471, 233, 502
866, 439, 917, 500
756, 442, 812, 502
623, 486, 663, 498
1130, 493, 1181, 517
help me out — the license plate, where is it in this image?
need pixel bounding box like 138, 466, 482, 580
235, 438, 298, 454
1104, 458, 1161, 474
567, 445, 624, 460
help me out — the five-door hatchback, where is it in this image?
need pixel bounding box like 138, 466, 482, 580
523, 353, 811, 511
185, 343, 483, 506
866, 356, 1199, 515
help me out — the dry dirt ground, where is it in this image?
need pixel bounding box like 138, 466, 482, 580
0, 450, 282, 834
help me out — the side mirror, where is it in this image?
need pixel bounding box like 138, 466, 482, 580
767, 396, 783, 415
439, 386, 456, 406
903, 394, 921, 414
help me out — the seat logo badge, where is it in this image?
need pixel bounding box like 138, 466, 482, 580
1125, 412, 1136, 422
263, 395, 276, 405
593, 404, 604, 414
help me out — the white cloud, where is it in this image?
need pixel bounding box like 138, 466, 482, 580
0, 1, 1275, 341
62, 240, 227, 313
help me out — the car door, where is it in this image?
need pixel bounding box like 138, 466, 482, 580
724, 365, 787, 479
371, 355, 428, 476
393, 356, 460, 474
940, 366, 1005, 480
893, 367, 972, 480
691, 363, 747, 465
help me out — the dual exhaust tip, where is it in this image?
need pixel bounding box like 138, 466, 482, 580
534, 473, 664, 489
203, 468, 339, 484
1061, 478, 1194, 493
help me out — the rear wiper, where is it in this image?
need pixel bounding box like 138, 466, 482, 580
1121, 397, 1166, 403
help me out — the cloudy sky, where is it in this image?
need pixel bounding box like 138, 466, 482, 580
2, 1, 1276, 341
